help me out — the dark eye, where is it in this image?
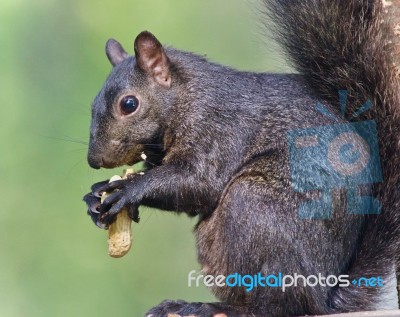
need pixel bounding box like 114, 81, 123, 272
119, 95, 139, 115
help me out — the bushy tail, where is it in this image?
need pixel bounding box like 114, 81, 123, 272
264, 0, 400, 312
264, 0, 397, 114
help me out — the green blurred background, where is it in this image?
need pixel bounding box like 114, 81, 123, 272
0, 0, 288, 316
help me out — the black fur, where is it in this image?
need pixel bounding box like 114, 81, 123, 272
83, 0, 400, 316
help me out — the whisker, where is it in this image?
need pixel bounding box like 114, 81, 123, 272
144, 160, 158, 167
42, 134, 89, 146
65, 157, 88, 177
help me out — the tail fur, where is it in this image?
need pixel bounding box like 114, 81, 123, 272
264, 0, 400, 311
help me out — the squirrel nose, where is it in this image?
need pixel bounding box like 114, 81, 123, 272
87, 154, 102, 169
87, 154, 117, 169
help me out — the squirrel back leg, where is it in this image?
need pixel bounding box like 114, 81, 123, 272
195, 150, 392, 316
194, 152, 345, 316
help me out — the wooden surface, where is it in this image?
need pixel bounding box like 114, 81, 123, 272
164, 311, 400, 317
313, 310, 400, 317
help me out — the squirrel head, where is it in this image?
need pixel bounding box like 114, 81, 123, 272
88, 31, 173, 169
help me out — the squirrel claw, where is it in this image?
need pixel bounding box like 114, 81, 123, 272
91, 179, 125, 197
83, 192, 108, 229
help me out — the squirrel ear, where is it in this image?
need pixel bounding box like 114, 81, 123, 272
134, 31, 171, 87
106, 39, 129, 66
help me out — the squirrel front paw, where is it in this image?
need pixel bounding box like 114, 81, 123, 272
83, 179, 139, 228
83, 190, 106, 229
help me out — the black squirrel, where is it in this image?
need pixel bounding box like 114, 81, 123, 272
83, 0, 400, 316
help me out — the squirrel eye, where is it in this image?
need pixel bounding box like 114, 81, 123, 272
119, 95, 139, 115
